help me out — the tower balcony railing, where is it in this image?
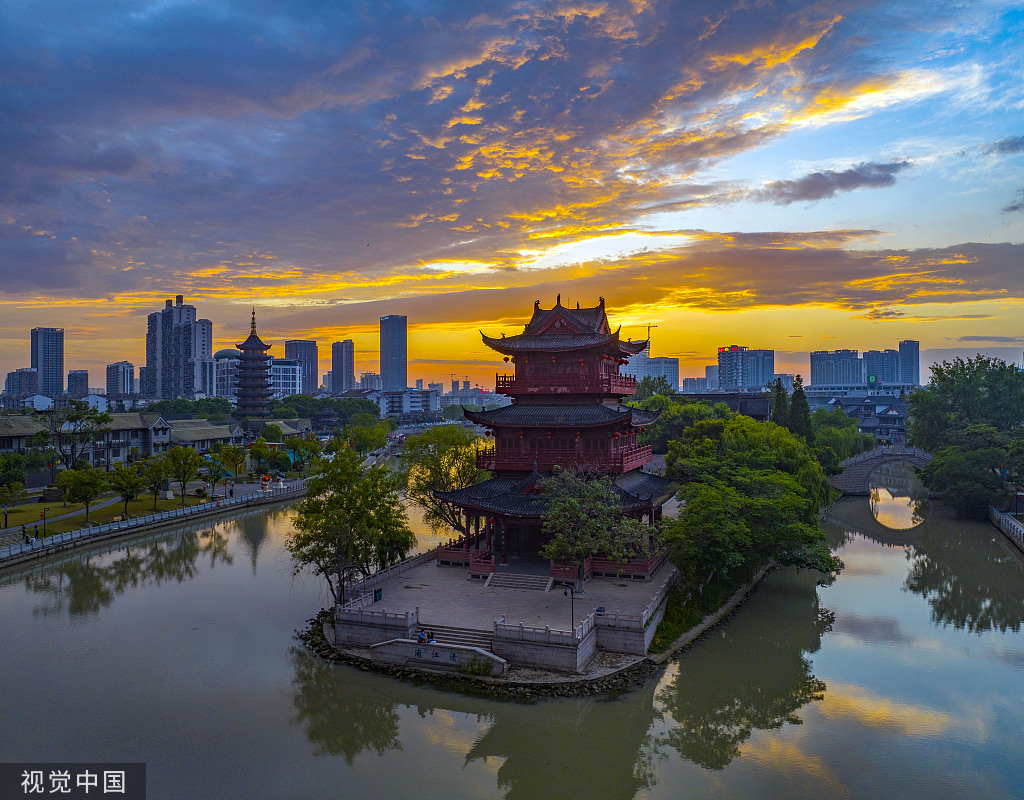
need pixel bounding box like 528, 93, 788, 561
476, 443, 652, 474
494, 373, 636, 396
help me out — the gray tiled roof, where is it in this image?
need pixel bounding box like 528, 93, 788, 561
435, 470, 673, 518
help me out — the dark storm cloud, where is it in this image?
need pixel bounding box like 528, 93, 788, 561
1002, 189, 1024, 213
1, 0, 934, 296
756, 161, 911, 205
0, 0, 1017, 314
984, 135, 1024, 155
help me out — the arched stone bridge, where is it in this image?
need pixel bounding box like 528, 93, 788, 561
828, 446, 933, 496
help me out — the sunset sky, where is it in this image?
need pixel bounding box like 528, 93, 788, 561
2, 0, 1022, 389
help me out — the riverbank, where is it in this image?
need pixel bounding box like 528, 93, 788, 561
298, 564, 774, 698
0, 480, 307, 568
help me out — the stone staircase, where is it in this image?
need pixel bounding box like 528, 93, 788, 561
420, 624, 493, 651
486, 572, 551, 592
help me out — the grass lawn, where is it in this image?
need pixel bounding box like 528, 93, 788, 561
3, 499, 93, 530
45, 494, 210, 534
647, 568, 760, 654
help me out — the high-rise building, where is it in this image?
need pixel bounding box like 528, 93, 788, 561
4, 367, 38, 396
810, 349, 863, 386
214, 349, 241, 400
270, 358, 303, 399
898, 340, 920, 386
379, 315, 407, 391
106, 361, 135, 396
863, 349, 899, 384
234, 310, 272, 419
66, 370, 89, 397
31, 327, 64, 396
331, 340, 355, 393
415, 379, 424, 390
622, 337, 680, 390
717, 346, 774, 391
284, 339, 319, 394
143, 296, 213, 399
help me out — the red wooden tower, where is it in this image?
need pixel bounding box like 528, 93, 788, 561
437, 296, 672, 575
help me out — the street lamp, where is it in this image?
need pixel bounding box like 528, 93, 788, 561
558, 581, 579, 633
42, 507, 50, 536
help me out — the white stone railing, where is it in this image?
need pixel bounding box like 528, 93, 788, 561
494, 612, 594, 645
0, 481, 306, 563
990, 506, 1024, 552
334, 606, 418, 628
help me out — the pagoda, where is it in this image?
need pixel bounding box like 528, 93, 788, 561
436, 296, 672, 574
234, 309, 272, 419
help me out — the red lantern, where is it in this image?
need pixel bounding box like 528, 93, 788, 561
613, 432, 620, 439
550, 356, 556, 362
547, 432, 553, 439
640, 427, 647, 433
579, 359, 585, 365
519, 431, 525, 438
575, 432, 581, 439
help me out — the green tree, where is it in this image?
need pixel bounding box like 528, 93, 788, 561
0, 481, 27, 527
218, 444, 247, 478
287, 437, 323, 474
56, 467, 108, 523
166, 446, 204, 507
0, 452, 27, 488
787, 375, 813, 442
140, 455, 169, 511
539, 469, 653, 591
249, 437, 271, 473
260, 423, 284, 443
40, 401, 113, 469
908, 356, 1024, 516
442, 405, 465, 421
287, 449, 414, 602
635, 375, 674, 402
401, 425, 486, 534
769, 377, 790, 426
909, 355, 1024, 451
348, 421, 389, 456
205, 456, 229, 498
664, 415, 836, 587
107, 463, 146, 517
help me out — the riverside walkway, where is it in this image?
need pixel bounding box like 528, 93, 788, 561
0, 480, 307, 567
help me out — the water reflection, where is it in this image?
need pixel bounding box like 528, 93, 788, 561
869, 461, 929, 530
27, 528, 232, 617
656, 568, 833, 770
288, 645, 660, 799
904, 510, 1024, 633
290, 648, 403, 762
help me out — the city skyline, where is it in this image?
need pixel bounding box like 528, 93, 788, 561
1, 1, 1021, 386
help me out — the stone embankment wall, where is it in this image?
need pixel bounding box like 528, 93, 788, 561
492, 626, 597, 673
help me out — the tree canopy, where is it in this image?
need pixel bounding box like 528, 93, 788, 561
635, 375, 674, 402
908, 356, 1024, 517
664, 415, 837, 589
287, 449, 414, 603
56, 467, 108, 523
38, 401, 112, 468
539, 469, 654, 590
401, 425, 486, 533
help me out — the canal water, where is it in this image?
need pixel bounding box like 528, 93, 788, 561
1, 474, 1022, 799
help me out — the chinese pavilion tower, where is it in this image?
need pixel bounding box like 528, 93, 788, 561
234, 309, 272, 419
437, 296, 672, 567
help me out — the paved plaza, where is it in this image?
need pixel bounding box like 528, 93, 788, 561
353, 558, 677, 633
